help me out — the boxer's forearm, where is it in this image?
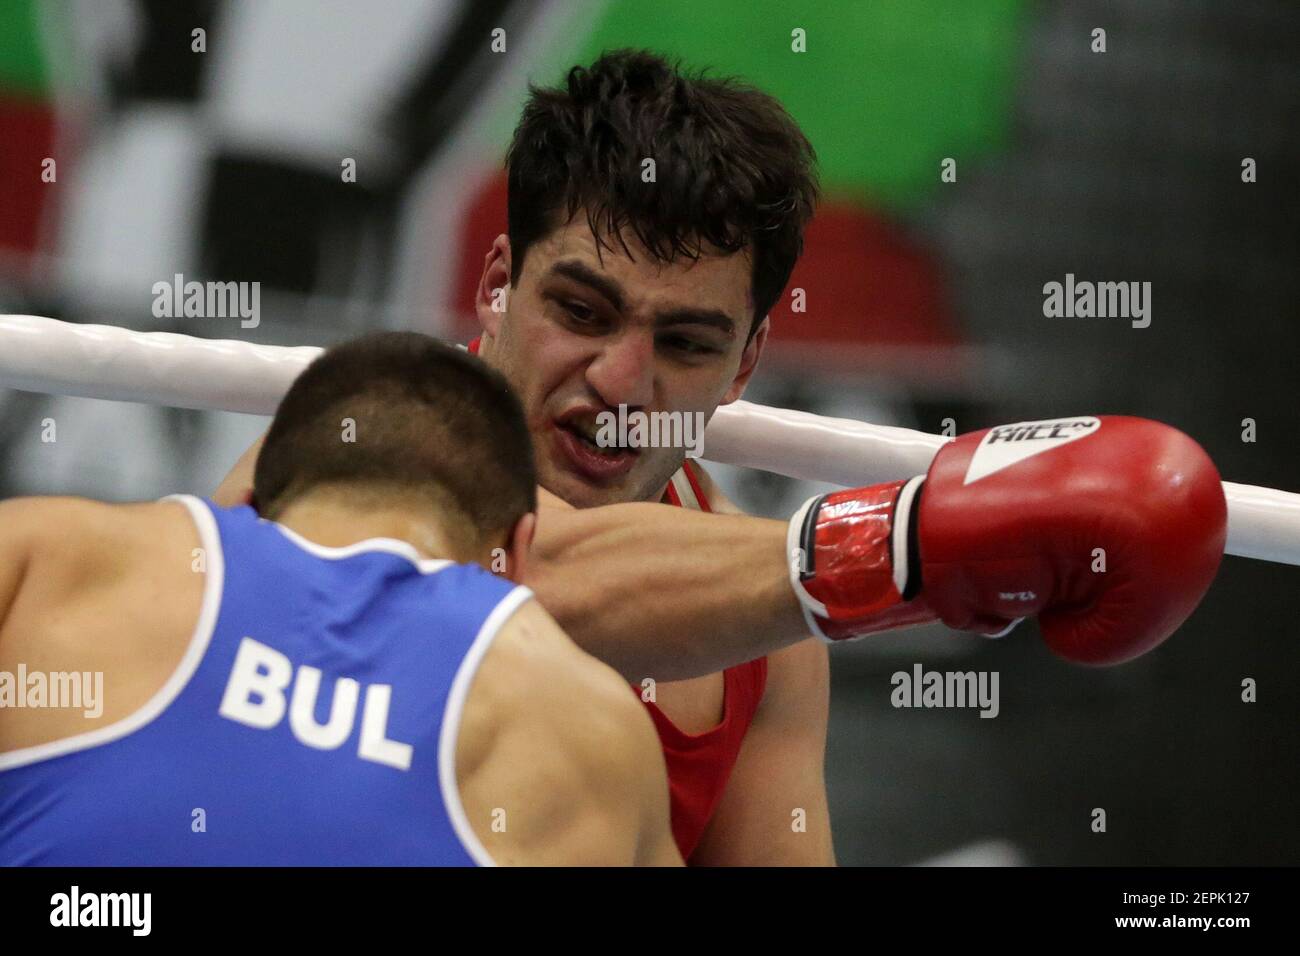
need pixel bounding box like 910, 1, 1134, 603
525, 502, 809, 681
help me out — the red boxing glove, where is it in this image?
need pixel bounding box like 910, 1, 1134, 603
789, 416, 1227, 665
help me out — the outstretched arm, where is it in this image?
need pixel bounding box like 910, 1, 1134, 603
212, 435, 812, 682
526, 491, 807, 681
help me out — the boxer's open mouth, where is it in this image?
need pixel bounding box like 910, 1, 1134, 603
562, 416, 632, 457
552, 411, 639, 483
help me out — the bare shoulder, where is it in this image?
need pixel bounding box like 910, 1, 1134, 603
0, 498, 206, 746
0, 494, 195, 539
2, 496, 199, 581
460, 597, 650, 759
0, 495, 126, 539
455, 596, 666, 865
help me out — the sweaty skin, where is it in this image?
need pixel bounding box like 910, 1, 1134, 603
0, 496, 681, 866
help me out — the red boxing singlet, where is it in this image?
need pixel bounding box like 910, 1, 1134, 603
652, 461, 768, 861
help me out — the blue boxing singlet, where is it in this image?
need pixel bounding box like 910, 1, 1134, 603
0, 495, 529, 866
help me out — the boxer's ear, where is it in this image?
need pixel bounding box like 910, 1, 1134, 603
499, 510, 536, 584
475, 234, 513, 343
721, 315, 769, 405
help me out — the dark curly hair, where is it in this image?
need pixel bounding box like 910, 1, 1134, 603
506, 49, 819, 334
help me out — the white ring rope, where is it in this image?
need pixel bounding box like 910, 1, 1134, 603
2, 314, 1297, 566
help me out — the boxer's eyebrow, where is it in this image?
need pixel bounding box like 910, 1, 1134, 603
549, 261, 625, 311
549, 259, 736, 336
655, 308, 735, 337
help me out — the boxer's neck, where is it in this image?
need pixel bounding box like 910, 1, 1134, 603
270, 491, 481, 565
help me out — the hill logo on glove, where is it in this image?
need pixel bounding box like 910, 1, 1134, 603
964, 417, 1100, 485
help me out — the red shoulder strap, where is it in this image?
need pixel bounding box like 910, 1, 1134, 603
665, 460, 711, 512
681, 460, 711, 512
